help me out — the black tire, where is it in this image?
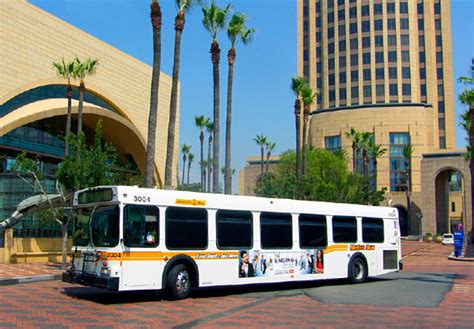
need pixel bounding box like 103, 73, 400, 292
166, 264, 191, 300
348, 257, 368, 284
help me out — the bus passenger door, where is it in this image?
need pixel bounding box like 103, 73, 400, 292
121, 205, 162, 288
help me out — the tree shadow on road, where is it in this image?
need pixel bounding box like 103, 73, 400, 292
61, 271, 463, 305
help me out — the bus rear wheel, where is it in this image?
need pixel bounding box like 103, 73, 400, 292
348, 257, 367, 284
166, 264, 191, 300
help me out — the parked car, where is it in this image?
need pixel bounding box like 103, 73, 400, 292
442, 233, 454, 245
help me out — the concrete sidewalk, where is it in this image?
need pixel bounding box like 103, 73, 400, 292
0, 262, 64, 286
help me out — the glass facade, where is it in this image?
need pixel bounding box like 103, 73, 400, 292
389, 133, 410, 192
325, 135, 341, 152
1, 84, 117, 119
0, 123, 65, 158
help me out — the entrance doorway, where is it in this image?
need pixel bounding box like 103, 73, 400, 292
435, 169, 464, 234
395, 206, 408, 237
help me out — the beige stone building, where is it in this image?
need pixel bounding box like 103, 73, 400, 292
0, 0, 178, 187
296, 0, 470, 237
0, 0, 180, 239
241, 0, 472, 239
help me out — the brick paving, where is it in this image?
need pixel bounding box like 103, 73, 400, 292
0, 241, 472, 328
0, 262, 62, 279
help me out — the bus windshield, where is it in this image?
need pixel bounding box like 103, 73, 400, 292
73, 208, 93, 246
91, 205, 120, 248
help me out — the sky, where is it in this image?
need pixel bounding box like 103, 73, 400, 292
30, 0, 473, 193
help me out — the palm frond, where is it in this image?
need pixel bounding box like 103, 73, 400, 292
202, 1, 231, 39
206, 121, 214, 133
254, 134, 268, 146
291, 76, 308, 97
458, 76, 474, 85
458, 89, 474, 107
301, 84, 317, 106
227, 13, 255, 47
177, 0, 203, 12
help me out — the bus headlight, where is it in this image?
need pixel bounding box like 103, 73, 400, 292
100, 267, 111, 276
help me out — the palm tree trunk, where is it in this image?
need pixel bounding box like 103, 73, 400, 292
187, 162, 191, 187
224, 48, 236, 195
203, 169, 207, 192
295, 99, 301, 179
145, 1, 162, 188
352, 144, 357, 173
77, 81, 85, 136
65, 84, 72, 157
266, 152, 270, 173
208, 135, 212, 193
181, 155, 186, 187
164, 10, 185, 189
200, 131, 204, 191
260, 146, 264, 175
298, 103, 304, 178
302, 108, 309, 175
211, 40, 221, 193
406, 162, 411, 235
373, 160, 378, 191
469, 106, 474, 242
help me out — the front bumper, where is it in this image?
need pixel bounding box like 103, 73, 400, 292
62, 271, 119, 291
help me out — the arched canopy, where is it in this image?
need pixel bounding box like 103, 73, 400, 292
0, 98, 162, 187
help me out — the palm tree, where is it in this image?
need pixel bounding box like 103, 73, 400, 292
145, 0, 163, 188
72, 57, 99, 137
187, 153, 194, 187
202, 1, 232, 193
221, 166, 235, 177
346, 128, 362, 174
224, 13, 255, 195
265, 141, 276, 173
200, 160, 208, 191
164, 0, 201, 189
181, 144, 191, 187
300, 84, 317, 175
402, 143, 415, 231
291, 76, 307, 179
194, 115, 210, 191
254, 134, 268, 176
206, 122, 214, 193
366, 138, 387, 190
458, 74, 474, 241
360, 132, 373, 179
52, 58, 76, 157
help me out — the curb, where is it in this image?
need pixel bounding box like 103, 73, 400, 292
448, 255, 474, 262
0, 274, 62, 286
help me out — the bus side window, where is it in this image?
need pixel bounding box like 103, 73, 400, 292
166, 207, 208, 250
362, 217, 384, 243
260, 212, 292, 249
124, 205, 159, 248
216, 210, 253, 249
299, 214, 327, 248
332, 216, 357, 243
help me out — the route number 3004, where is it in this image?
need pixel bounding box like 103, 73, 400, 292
134, 196, 151, 203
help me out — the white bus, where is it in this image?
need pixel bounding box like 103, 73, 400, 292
62, 186, 402, 299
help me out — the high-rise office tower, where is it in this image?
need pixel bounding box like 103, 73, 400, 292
298, 0, 455, 195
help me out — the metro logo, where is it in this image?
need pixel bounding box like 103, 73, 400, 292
350, 245, 375, 251
175, 198, 206, 206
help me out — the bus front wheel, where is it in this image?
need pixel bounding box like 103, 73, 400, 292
348, 257, 367, 284
166, 264, 191, 300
